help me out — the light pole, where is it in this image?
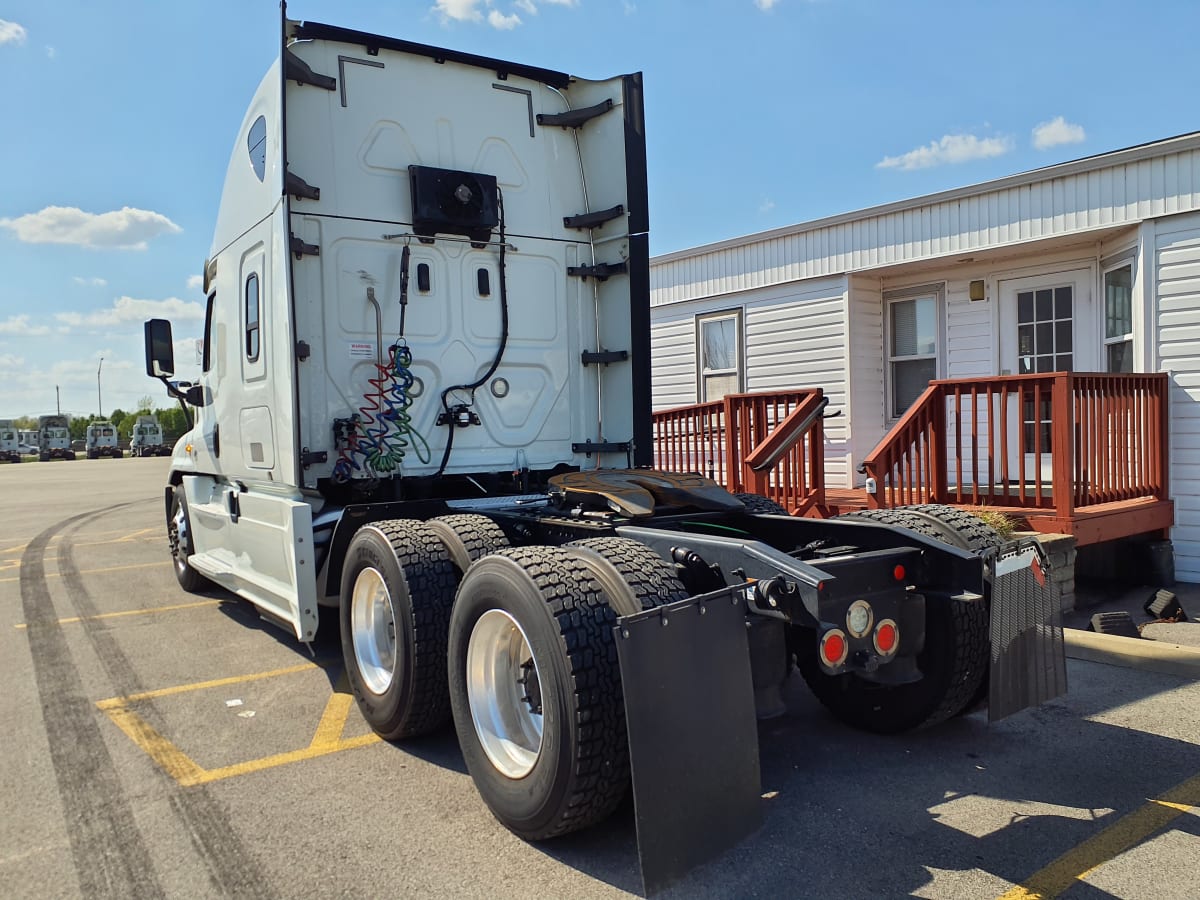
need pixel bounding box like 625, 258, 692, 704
97, 357, 104, 418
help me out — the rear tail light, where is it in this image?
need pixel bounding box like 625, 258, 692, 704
819, 629, 848, 668
873, 619, 899, 656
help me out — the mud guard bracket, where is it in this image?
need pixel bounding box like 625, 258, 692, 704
615, 590, 763, 895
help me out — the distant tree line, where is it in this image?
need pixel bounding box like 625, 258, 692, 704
9, 395, 191, 444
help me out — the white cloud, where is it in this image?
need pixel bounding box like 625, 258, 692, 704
755, 0, 780, 9
435, 0, 576, 27
759, 198, 776, 214
432, 0, 484, 23
187, 274, 204, 291
488, 9, 522, 29
73, 276, 108, 287
0, 315, 51, 336
0, 353, 26, 369
1032, 116, 1086, 151
45, 45, 55, 59
876, 133, 1013, 171
0, 19, 27, 45
0, 205, 182, 250
55, 296, 205, 330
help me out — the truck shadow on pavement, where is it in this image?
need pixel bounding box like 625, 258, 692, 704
537, 665, 1200, 898
211, 595, 1200, 898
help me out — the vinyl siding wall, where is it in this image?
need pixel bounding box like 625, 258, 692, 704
648, 277, 850, 483
1154, 211, 1200, 581
653, 138, 1200, 307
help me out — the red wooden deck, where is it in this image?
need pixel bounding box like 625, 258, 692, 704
652, 374, 1173, 546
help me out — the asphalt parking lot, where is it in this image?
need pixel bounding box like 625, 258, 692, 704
2, 458, 1199, 899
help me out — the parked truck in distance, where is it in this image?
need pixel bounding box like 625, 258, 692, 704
129, 415, 171, 457
85, 421, 123, 458
142, 12, 1065, 892
0, 420, 21, 463
37, 415, 74, 461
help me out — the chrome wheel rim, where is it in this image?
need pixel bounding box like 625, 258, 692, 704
466, 609, 544, 779
169, 500, 188, 573
351, 567, 397, 696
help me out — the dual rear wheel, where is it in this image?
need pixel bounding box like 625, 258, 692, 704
338, 518, 687, 838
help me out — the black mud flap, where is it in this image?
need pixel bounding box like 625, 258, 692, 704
988, 541, 1068, 722
615, 590, 763, 896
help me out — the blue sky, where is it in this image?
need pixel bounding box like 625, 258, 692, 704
1, 0, 1197, 419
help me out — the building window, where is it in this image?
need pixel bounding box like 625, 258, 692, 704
697, 310, 742, 402
887, 290, 939, 418
245, 274, 260, 362
1104, 264, 1133, 373
1016, 285, 1073, 374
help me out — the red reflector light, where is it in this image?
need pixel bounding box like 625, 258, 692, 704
820, 629, 848, 667
893, 565, 906, 582
874, 619, 899, 656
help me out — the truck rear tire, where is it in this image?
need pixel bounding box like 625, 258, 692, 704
795, 508, 989, 732
168, 486, 211, 593
894, 504, 1003, 716
893, 504, 1003, 552
340, 520, 457, 740
565, 537, 689, 616
735, 492, 790, 515
426, 514, 510, 575
448, 546, 630, 840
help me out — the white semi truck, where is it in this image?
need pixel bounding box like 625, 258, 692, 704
144, 12, 1064, 891
85, 421, 123, 458
37, 414, 74, 461
129, 414, 171, 457
0, 420, 20, 463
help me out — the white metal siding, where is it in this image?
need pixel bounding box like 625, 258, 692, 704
847, 275, 884, 481
1155, 211, 1200, 581
653, 141, 1200, 308
744, 293, 850, 485
649, 315, 697, 411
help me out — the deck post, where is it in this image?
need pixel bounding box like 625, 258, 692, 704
1052, 373, 1075, 527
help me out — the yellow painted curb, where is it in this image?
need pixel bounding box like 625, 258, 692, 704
1064, 627, 1200, 679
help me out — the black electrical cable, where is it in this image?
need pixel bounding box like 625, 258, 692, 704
435, 188, 509, 477
398, 244, 410, 338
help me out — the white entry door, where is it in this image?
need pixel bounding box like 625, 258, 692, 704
997, 268, 1097, 483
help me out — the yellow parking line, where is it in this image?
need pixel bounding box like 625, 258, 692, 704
0, 560, 168, 584
97, 663, 380, 787
998, 770, 1200, 899
14, 599, 221, 629
185, 733, 381, 786
104, 704, 208, 785
309, 671, 357, 750
96, 663, 321, 708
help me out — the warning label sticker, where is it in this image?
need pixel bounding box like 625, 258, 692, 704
349, 342, 375, 359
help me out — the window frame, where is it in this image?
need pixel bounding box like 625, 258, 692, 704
884, 283, 944, 422
1102, 259, 1135, 374
202, 293, 215, 373
695, 309, 744, 403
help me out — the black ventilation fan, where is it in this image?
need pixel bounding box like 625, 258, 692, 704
409, 165, 499, 244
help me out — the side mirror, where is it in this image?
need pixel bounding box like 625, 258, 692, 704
144, 319, 175, 377
185, 384, 207, 407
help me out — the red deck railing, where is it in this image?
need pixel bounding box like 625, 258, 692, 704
860, 373, 1170, 524
652, 390, 826, 514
